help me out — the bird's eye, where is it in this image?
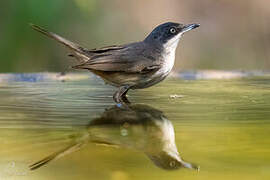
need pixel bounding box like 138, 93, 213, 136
170, 27, 176, 34
170, 161, 176, 167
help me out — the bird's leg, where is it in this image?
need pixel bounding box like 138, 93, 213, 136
113, 85, 131, 105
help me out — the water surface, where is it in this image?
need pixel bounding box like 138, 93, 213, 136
0, 72, 269, 180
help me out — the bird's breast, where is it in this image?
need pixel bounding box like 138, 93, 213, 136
159, 51, 176, 75
133, 51, 175, 89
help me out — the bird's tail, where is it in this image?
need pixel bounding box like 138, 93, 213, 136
29, 141, 85, 170
30, 23, 89, 63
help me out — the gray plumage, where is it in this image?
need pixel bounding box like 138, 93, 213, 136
30, 22, 199, 103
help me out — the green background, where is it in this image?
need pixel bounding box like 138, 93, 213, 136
0, 0, 269, 72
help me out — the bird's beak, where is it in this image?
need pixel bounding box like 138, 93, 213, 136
181, 23, 200, 33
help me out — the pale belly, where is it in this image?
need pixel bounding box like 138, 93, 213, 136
132, 68, 172, 89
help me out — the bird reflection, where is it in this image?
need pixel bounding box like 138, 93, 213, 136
30, 104, 198, 171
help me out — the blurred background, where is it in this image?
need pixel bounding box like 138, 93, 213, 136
0, 0, 269, 73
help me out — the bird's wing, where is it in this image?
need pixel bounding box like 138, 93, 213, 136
73, 43, 162, 73
88, 45, 126, 53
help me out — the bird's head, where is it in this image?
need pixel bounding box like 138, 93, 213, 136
144, 22, 200, 50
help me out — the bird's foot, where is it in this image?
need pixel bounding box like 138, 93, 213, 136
114, 94, 131, 108
113, 86, 131, 108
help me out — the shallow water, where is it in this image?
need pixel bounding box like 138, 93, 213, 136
0, 73, 269, 180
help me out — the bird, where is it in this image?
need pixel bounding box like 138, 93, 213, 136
29, 104, 198, 171
30, 22, 199, 104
